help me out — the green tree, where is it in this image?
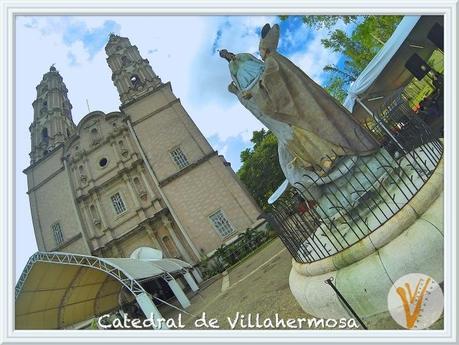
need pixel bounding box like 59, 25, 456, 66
281, 15, 403, 102
322, 60, 360, 102
279, 15, 358, 30
320, 15, 402, 72
237, 129, 285, 210
324, 75, 349, 103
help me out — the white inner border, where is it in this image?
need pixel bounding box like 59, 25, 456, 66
0, 1, 456, 344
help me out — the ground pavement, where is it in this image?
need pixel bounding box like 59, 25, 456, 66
160, 238, 325, 330
159, 237, 443, 331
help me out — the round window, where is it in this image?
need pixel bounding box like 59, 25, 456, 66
99, 158, 108, 167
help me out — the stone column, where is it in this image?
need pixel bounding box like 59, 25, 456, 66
145, 225, 162, 250
110, 139, 121, 160
83, 157, 93, 182
161, 216, 192, 263
123, 134, 135, 155
110, 242, 125, 257
80, 202, 96, 239
94, 192, 109, 231
123, 174, 141, 209
138, 167, 157, 201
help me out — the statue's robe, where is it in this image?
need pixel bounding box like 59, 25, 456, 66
251, 51, 379, 174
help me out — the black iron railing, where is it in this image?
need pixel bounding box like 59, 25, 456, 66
263, 94, 443, 264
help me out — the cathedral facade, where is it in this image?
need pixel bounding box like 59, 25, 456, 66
23, 34, 262, 265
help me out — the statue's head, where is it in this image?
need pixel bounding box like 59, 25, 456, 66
219, 49, 236, 62
259, 23, 280, 60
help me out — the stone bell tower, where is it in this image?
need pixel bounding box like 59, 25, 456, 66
29, 65, 76, 163
105, 33, 162, 105
105, 34, 263, 258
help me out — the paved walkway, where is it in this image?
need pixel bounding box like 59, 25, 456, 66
161, 238, 314, 330
160, 237, 444, 331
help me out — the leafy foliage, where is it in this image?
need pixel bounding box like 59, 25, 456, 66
281, 15, 403, 102
237, 129, 285, 210
323, 75, 349, 103
320, 15, 402, 72
279, 15, 358, 30
197, 228, 275, 279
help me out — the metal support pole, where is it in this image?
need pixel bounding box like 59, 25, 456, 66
135, 292, 168, 330
165, 276, 191, 308
183, 271, 199, 292
191, 268, 203, 284
324, 277, 368, 330
356, 97, 406, 154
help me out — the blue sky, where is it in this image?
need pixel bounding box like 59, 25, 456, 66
15, 15, 353, 279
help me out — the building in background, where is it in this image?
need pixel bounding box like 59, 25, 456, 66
23, 34, 262, 265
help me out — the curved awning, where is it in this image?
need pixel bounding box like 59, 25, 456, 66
343, 15, 443, 119
343, 16, 421, 112
15, 251, 192, 329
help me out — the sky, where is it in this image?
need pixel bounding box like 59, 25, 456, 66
15, 15, 352, 280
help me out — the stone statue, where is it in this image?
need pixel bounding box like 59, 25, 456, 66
220, 23, 393, 218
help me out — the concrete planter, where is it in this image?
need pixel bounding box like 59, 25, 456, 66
289, 158, 444, 329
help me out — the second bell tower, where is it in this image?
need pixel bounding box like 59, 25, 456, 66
29, 65, 76, 164
105, 33, 162, 105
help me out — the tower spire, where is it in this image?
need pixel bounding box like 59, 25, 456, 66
105, 34, 162, 105
29, 66, 76, 163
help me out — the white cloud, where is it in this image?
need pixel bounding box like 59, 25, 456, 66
288, 26, 341, 85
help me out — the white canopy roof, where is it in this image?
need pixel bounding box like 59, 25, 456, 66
15, 251, 192, 329
343, 16, 421, 112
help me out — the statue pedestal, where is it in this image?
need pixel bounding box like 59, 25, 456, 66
288, 157, 443, 329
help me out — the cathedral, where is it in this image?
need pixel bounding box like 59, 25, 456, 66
23, 33, 262, 265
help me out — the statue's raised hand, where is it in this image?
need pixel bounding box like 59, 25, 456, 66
228, 82, 238, 95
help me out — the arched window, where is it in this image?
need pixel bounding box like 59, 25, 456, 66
89, 205, 98, 219
42, 127, 49, 145
89, 205, 100, 226
119, 140, 128, 157
130, 74, 141, 87
162, 235, 177, 257
66, 128, 70, 137
90, 127, 100, 145
52, 222, 64, 246
121, 55, 131, 66
133, 177, 142, 193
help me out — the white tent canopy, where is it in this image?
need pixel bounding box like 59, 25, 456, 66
343, 16, 421, 112
343, 15, 443, 120
15, 251, 195, 330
